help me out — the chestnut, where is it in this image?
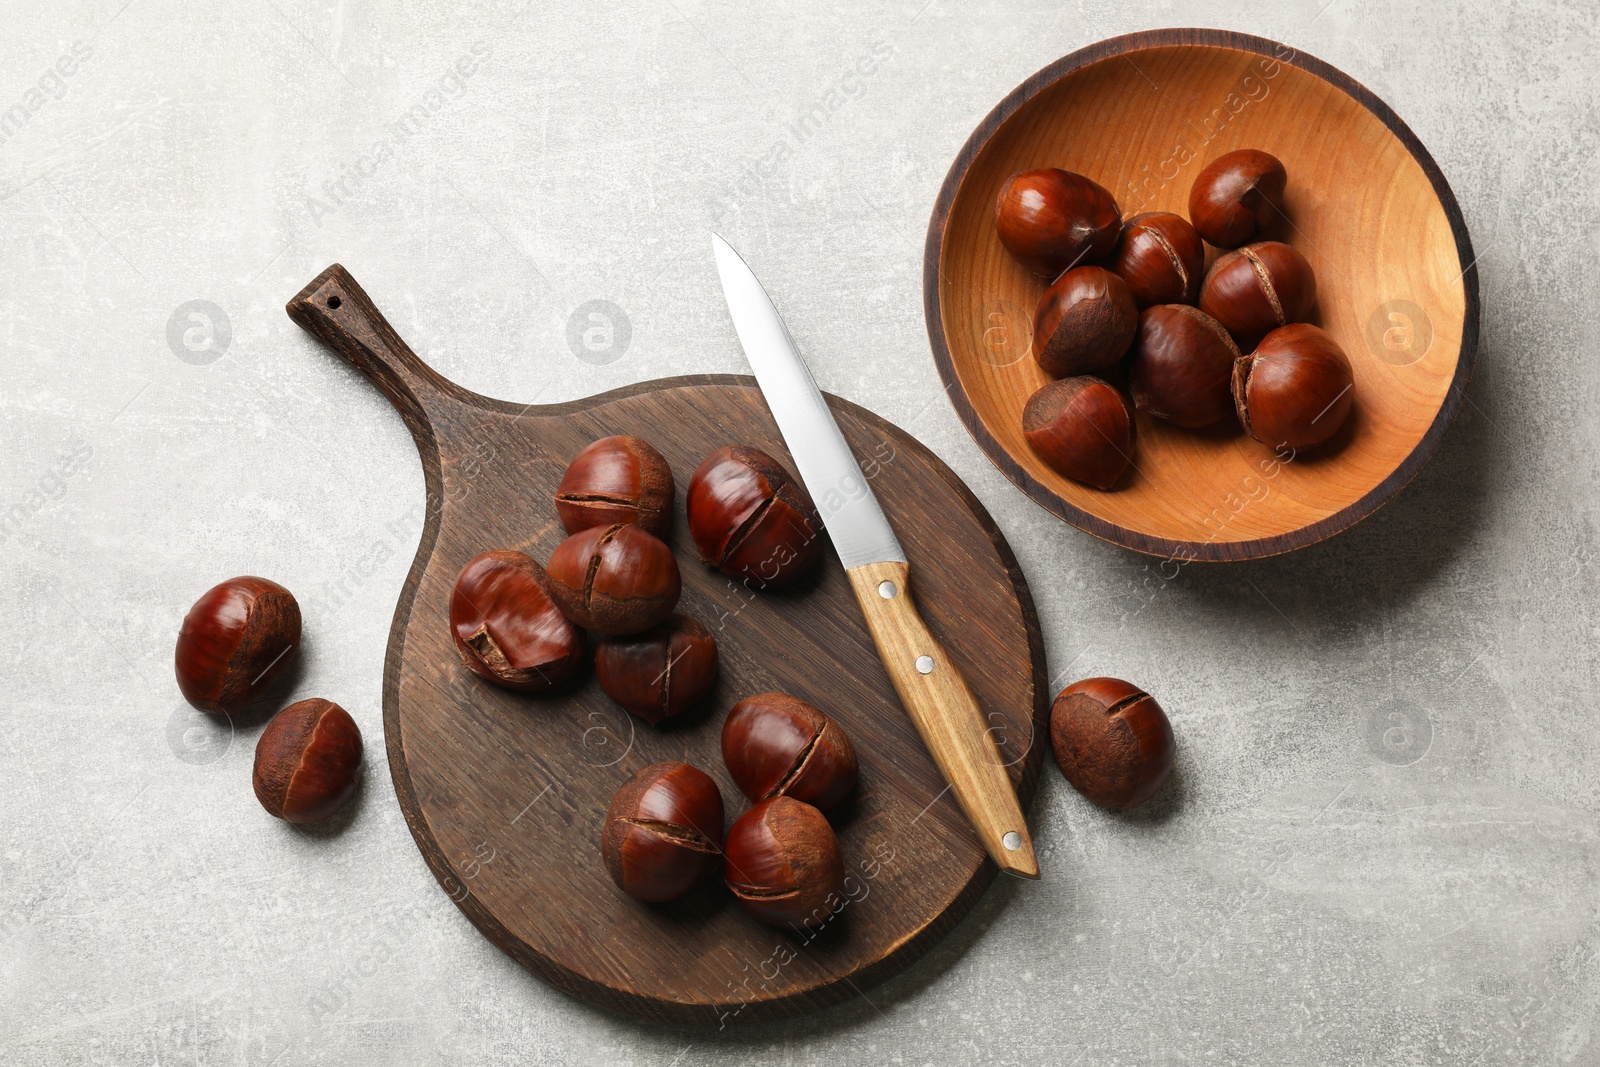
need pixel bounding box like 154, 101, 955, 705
1188, 149, 1287, 248
994, 168, 1122, 278
594, 613, 719, 724
721, 692, 857, 811
1050, 677, 1173, 810
602, 761, 724, 903
1108, 212, 1205, 308
686, 446, 823, 589
175, 576, 301, 715
546, 523, 681, 636
1022, 377, 1136, 491
1199, 241, 1316, 345
1032, 266, 1138, 379
1232, 323, 1355, 450
1127, 305, 1242, 428
450, 550, 585, 691
723, 796, 843, 928
253, 698, 364, 823
554, 435, 674, 538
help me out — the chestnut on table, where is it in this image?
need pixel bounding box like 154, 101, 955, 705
723, 795, 844, 928
721, 692, 858, 811
450, 549, 586, 691
602, 761, 725, 904
1050, 678, 1173, 810
555, 435, 675, 538
545, 522, 682, 635
593, 613, 719, 724
253, 698, 364, 823
174, 576, 301, 715
686, 445, 823, 589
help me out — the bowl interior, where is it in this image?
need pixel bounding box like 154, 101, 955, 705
935, 39, 1468, 556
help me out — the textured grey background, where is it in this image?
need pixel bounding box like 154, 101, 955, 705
2, 0, 1597, 1063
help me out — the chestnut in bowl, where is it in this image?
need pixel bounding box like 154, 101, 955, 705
546, 523, 681, 636
1022, 377, 1136, 491
1050, 677, 1173, 810
721, 692, 857, 811
1199, 241, 1316, 345
554, 435, 674, 538
1188, 149, 1288, 248
1032, 265, 1138, 379
451, 550, 586, 691
602, 761, 725, 903
1127, 305, 1242, 429
253, 698, 364, 823
687, 446, 822, 589
994, 168, 1122, 278
723, 796, 844, 928
1108, 212, 1205, 308
594, 613, 719, 724
175, 576, 301, 715
1233, 323, 1355, 450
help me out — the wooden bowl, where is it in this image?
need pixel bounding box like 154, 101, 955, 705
924, 30, 1479, 561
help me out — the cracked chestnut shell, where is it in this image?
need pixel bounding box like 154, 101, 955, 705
1128, 304, 1242, 429
1033, 265, 1138, 379
1023, 377, 1136, 491
721, 692, 857, 811
1233, 323, 1355, 450
1050, 678, 1173, 810
723, 796, 843, 928
687, 446, 822, 589
594, 613, 719, 724
994, 168, 1122, 278
546, 523, 681, 636
554, 435, 674, 537
1199, 241, 1316, 345
602, 761, 725, 903
450, 550, 585, 691
175, 576, 301, 715
1109, 212, 1205, 308
1188, 149, 1288, 249
253, 698, 364, 823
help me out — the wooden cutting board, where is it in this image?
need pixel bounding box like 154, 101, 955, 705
287, 264, 1049, 1026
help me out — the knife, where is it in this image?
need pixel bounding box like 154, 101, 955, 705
710, 233, 1039, 879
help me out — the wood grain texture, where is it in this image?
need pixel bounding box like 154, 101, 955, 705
924, 29, 1480, 561
846, 561, 1038, 878
285, 265, 1049, 1026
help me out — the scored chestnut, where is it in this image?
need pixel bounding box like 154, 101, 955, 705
1033, 265, 1138, 379
1127, 305, 1242, 429
1199, 241, 1316, 345
594, 613, 719, 724
175, 576, 302, 715
1233, 323, 1355, 450
1108, 212, 1205, 308
554, 435, 674, 538
994, 168, 1122, 278
723, 796, 844, 928
545, 523, 681, 636
1188, 149, 1288, 248
721, 692, 857, 811
602, 761, 725, 903
1022, 377, 1136, 491
687, 446, 823, 589
1050, 677, 1173, 810
253, 698, 364, 824
450, 550, 585, 691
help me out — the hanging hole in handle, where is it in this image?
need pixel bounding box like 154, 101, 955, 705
326, 294, 342, 309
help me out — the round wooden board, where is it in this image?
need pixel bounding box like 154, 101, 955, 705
287, 267, 1049, 1026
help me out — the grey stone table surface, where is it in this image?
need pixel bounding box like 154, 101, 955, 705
3, 0, 1596, 1063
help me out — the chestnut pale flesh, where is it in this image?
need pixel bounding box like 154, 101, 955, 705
721, 692, 858, 810
253, 698, 364, 823
175, 576, 302, 715
451, 550, 586, 691
1050, 678, 1173, 810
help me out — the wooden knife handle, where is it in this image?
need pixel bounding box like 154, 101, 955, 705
847, 560, 1039, 879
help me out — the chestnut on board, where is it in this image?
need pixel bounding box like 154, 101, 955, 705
723, 796, 844, 928
253, 698, 364, 824
1199, 241, 1316, 345
1050, 678, 1173, 810
1188, 149, 1288, 249
1032, 266, 1138, 379
545, 523, 681, 636
450, 550, 585, 691
175, 576, 301, 715
1233, 323, 1355, 450
554, 435, 674, 538
1127, 305, 1242, 429
602, 761, 724, 903
594, 613, 719, 724
994, 168, 1122, 278
1108, 212, 1206, 308
1022, 377, 1136, 491
721, 692, 858, 811
686, 446, 823, 589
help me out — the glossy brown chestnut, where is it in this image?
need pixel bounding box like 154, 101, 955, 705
450, 550, 585, 691
594, 613, 719, 724
723, 796, 844, 928
545, 523, 681, 636
1188, 149, 1287, 248
686, 447, 823, 589
994, 168, 1122, 278
1199, 241, 1316, 345
1033, 265, 1138, 379
1108, 212, 1206, 308
1022, 377, 1136, 491
554, 435, 674, 538
602, 761, 724, 903
1233, 323, 1355, 450
1127, 305, 1242, 429
253, 698, 364, 823
1050, 677, 1173, 810
721, 692, 858, 811
175, 576, 302, 715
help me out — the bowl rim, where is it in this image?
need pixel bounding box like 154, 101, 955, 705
922, 28, 1481, 563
